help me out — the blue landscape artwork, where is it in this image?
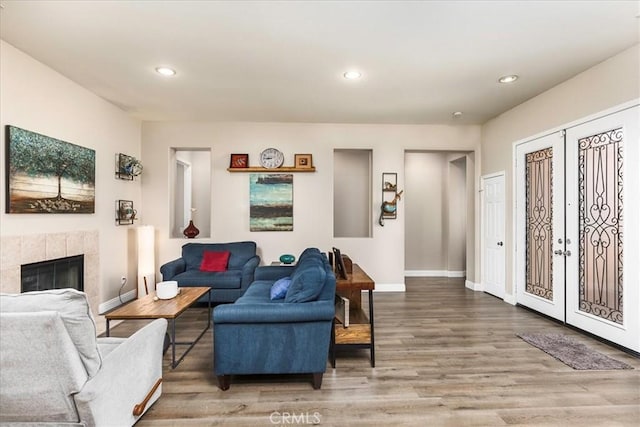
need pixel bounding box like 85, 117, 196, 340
250, 174, 293, 231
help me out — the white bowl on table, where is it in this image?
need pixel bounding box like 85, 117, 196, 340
156, 281, 178, 299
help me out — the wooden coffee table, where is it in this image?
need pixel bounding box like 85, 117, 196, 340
105, 287, 211, 368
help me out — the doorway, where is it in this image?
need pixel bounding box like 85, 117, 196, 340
515, 104, 639, 352
404, 152, 472, 278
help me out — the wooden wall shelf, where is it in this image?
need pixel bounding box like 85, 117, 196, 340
227, 167, 315, 173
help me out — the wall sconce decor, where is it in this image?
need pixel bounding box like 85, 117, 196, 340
115, 153, 143, 180
379, 172, 403, 226
116, 200, 136, 225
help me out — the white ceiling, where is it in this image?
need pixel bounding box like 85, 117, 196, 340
1, 1, 638, 125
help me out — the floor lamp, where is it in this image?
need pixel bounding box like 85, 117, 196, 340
137, 225, 155, 298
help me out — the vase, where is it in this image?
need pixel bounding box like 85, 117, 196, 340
183, 220, 200, 238
279, 254, 296, 264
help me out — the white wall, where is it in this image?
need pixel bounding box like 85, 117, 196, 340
0, 41, 142, 303
141, 122, 481, 289
333, 149, 371, 238
404, 152, 447, 270
448, 156, 466, 272
481, 44, 640, 296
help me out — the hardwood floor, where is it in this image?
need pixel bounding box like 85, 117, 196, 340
110, 277, 640, 426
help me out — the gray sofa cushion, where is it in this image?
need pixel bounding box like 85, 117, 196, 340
0, 289, 101, 377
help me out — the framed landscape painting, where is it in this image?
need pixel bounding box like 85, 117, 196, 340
5, 126, 96, 213
249, 173, 293, 231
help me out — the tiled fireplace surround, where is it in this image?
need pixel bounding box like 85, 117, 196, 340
1, 230, 102, 328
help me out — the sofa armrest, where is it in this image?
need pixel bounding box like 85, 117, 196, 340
240, 255, 261, 288
214, 301, 334, 324
75, 318, 168, 426
254, 265, 296, 281
160, 258, 186, 280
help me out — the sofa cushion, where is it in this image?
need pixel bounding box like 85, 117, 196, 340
270, 277, 292, 300
285, 264, 327, 303
0, 289, 101, 378
200, 250, 230, 272
235, 281, 274, 304
173, 270, 242, 289
182, 242, 257, 271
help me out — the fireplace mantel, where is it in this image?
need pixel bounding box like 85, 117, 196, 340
1, 230, 100, 320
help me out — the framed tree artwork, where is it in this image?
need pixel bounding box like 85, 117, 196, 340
5, 126, 96, 213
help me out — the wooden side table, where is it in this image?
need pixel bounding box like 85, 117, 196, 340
105, 287, 211, 368
331, 264, 375, 367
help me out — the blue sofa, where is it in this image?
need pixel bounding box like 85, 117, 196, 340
160, 242, 260, 303
213, 248, 336, 390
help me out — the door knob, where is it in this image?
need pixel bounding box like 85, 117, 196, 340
554, 250, 564, 255
497, 241, 503, 246
564, 250, 572, 257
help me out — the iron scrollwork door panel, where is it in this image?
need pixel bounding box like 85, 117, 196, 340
515, 132, 566, 322
565, 106, 640, 352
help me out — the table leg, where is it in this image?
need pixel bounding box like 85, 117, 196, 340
369, 289, 375, 368
106, 319, 111, 337
331, 318, 336, 368
171, 319, 177, 368
169, 290, 212, 368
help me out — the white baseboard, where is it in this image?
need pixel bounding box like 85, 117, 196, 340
405, 270, 466, 278
98, 289, 137, 315
465, 280, 483, 291
372, 283, 406, 292
504, 293, 517, 305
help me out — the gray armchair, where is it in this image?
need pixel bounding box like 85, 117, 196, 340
0, 289, 167, 427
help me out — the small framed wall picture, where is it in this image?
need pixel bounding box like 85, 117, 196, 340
294, 154, 313, 169
230, 153, 249, 168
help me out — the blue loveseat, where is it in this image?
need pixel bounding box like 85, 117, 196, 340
213, 248, 336, 390
160, 242, 260, 303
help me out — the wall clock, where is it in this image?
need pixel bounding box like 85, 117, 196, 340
259, 148, 284, 169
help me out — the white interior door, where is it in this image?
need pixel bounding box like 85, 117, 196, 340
565, 106, 639, 352
515, 132, 566, 321
482, 173, 505, 298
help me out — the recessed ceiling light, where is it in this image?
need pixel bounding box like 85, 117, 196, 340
498, 74, 519, 84
155, 67, 176, 76
452, 111, 463, 118
343, 70, 362, 80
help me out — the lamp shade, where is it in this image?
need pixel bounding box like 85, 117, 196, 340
137, 225, 155, 298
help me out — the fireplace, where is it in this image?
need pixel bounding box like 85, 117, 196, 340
21, 255, 84, 293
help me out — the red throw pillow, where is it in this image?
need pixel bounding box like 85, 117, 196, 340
199, 250, 230, 272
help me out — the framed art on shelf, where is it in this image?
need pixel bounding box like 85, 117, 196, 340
229, 154, 249, 169
294, 154, 313, 169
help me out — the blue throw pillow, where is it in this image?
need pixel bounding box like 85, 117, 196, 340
285, 265, 326, 303
270, 277, 292, 300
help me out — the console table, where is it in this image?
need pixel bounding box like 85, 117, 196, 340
331, 264, 375, 367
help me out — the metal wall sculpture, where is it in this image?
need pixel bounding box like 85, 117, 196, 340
525, 147, 553, 300
578, 128, 623, 324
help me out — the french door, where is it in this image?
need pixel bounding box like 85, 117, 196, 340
515, 132, 566, 321
516, 104, 639, 352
